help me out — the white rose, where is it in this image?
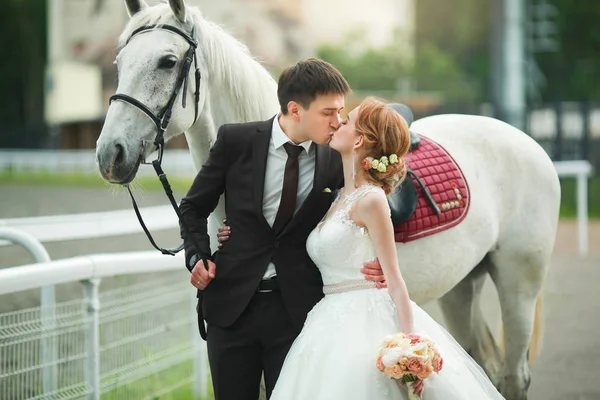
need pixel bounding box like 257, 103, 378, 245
381, 347, 404, 368
403, 342, 430, 361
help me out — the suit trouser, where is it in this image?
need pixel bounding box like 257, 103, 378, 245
205, 291, 298, 400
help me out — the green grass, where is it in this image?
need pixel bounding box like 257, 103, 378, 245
103, 381, 213, 400
0, 170, 194, 192
1, 171, 598, 219
100, 359, 214, 400
558, 177, 600, 219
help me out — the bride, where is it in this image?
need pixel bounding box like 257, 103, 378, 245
270, 97, 504, 399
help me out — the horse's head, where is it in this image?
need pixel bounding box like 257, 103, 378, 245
96, 0, 205, 184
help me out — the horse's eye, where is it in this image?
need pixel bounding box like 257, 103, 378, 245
158, 56, 177, 69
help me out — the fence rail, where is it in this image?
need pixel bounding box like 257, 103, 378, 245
0, 206, 178, 247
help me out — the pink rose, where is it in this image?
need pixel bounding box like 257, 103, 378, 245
376, 357, 385, 372
417, 364, 434, 380
406, 358, 424, 374
362, 157, 373, 171
406, 333, 421, 345
386, 364, 405, 379
433, 356, 443, 373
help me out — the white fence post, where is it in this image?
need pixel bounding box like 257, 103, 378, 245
553, 160, 593, 258
82, 278, 101, 400
0, 228, 57, 395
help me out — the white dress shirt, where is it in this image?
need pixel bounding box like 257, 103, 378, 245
262, 115, 315, 279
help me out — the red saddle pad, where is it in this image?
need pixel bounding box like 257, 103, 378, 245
394, 136, 470, 243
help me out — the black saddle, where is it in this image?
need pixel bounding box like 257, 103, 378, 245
388, 173, 418, 225
387, 103, 420, 153
385, 103, 438, 225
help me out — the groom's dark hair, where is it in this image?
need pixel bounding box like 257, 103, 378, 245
277, 58, 350, 114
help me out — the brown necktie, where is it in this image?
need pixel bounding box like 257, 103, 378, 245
272, 143, 304, 234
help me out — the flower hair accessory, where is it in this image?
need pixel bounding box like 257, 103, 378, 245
362, 153, 399, 173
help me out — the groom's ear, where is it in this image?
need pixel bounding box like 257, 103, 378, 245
288, 101, 301, 121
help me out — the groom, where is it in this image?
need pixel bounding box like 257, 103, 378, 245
179, 58, 384, 400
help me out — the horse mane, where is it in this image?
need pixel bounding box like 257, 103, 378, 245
118, 2, 279, 123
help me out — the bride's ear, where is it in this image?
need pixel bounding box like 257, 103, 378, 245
353, 135, 364, 150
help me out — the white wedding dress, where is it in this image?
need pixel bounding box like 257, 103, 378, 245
271, 184, 505, 400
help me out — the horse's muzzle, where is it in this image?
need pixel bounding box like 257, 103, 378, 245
97, 142, 141, 184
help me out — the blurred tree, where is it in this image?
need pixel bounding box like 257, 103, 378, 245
415, 0, 600, 103
534, 0, 600, 101
316, 27, 479, 103
414, 0, 492, 102
316, 29, 411, 92
0, 0, 46, 147
393, 0, 599, 103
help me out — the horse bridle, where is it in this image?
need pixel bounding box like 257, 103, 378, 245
109, 24, 208, 266
110, 24, 201, 166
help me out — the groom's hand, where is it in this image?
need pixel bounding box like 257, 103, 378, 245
362, 258, 387, 288
217, 218, 231, 249
190, 259, 216, 290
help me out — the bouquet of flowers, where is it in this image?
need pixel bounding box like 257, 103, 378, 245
376, 333, 444, 400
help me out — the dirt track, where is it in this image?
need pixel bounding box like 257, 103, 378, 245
1, 184, 599, 400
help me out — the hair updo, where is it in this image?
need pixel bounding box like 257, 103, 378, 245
355, 97, 411, 195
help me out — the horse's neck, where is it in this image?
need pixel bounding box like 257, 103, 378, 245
184, 17, 279, 169
184, 113, 214, 173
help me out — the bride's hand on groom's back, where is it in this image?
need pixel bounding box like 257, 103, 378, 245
361, 258, 387, 288
217, 218, 230, 249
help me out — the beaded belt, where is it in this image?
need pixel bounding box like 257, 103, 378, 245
322, 279, 377, 295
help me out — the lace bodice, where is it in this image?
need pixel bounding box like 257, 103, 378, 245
306, 183, 386, 285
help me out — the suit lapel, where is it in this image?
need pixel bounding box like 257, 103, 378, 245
253, 118, 274, 228
278, 143, 331, 236
312, 144, 330, 194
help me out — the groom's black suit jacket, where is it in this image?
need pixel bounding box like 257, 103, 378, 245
179, 117, 343, 331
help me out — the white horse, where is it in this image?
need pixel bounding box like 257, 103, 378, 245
95, 1, 561, 399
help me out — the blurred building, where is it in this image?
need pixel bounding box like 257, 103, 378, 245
49, 0, 415, 149
193, 0, 414, 66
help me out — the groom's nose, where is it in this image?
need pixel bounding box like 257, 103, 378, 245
331, 115, 342, 130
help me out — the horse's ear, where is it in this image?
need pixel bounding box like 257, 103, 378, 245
124, 0, 148, 17
169, 0, 187, 23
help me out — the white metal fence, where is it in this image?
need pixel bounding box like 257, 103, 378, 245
0, 232, 209, 400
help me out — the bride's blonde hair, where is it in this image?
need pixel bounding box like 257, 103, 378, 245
355, 97, 411, 195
